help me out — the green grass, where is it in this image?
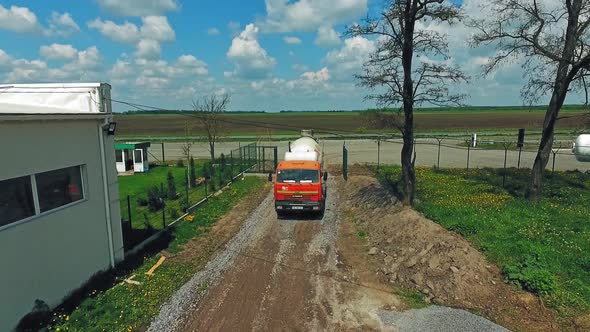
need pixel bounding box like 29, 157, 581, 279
49, 176, 265, 331
118, 161, 250, 231
394, 287, 430, 309
379, 166, 590, 317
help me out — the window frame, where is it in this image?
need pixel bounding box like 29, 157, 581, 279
0, 165, 87, 232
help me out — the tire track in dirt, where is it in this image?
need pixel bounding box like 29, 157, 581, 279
171, 174, 513, 332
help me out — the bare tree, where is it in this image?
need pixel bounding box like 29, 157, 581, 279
347, 0, 468, 206
181, 121, 193, 188
470, 0, 590, 200
192, 94, 230, 160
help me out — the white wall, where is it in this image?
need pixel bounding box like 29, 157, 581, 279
0, 118, 123, 330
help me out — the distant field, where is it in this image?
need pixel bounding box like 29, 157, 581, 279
114, 108, 589, 137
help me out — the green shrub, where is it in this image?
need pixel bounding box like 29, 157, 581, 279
167, 171, 177, 200
136, 197, 148, 207
503, 253, 557, 296
147, 186, 164, 212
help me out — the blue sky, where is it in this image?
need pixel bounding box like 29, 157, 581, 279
0, 0, 584, 112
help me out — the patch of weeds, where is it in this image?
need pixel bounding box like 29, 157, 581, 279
394, 287, 430, 309
357, 230, 367, 240
503, 254, 557, 296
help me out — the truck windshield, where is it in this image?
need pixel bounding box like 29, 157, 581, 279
277, 169, 319, 183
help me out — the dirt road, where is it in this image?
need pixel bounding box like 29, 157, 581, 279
150, 177, 515, 332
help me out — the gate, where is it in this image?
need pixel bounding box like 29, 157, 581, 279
253, 145, 278, 173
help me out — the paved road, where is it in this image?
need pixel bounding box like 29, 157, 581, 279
146, 139, 590, 172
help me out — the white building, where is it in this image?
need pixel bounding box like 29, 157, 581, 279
115, 142, 151, 173
0, 83, 124, 330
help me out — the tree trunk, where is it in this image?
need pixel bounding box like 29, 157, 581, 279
528, 1, 581, 200
528, 84, 568, 199
400, 0, 416, 206
209, 141, 215, 160
401, 112, 415, 205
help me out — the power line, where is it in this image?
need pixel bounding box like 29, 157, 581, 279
108, 97, 580, 155
108, 98, 379, 138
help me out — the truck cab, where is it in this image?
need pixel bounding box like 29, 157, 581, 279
273, 160, 327, 215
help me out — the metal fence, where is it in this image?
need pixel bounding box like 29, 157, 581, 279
120, 142, 270, 252
336, 136, 590, 174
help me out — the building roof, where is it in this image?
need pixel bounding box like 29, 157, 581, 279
0, 83, 111, 115
115, 142, 151, 150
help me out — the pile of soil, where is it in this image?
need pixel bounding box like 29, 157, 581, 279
342, 175, 560, 332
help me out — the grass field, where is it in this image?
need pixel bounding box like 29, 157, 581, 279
49, 177, 265, 331
113, 108, 589, 137
379, 167, 590, 320
118, 164, 207, 231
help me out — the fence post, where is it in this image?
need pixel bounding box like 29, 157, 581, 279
503, 146, 508, 188
436, 138, 442, 169
466, 143, 471, 175
127, 195, 132, 224
230, 150, 234, 179
517, 146, 523, 169
377, 139, 381, 169
274, 147, 278, 171
262, 147, 266, 173
185, 168, 189, 210
218, 157, 222, 187
161, 182, 166, 228
552, 150, 557, 174
161, 143, 165, 164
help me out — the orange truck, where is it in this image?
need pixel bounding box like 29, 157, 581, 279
270, 130, 327, 216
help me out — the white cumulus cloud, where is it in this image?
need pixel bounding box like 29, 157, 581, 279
227, 24, 277, 79
46, 12, 80, 37
140, 16, 175, 42
324, 36, 375, 81
97, 0, 178, 16
315, 25, 340, 48
0, 5, 40, 33
40, 44, 78, 61
135, 39, 161, 60
261, 0, 367, 32
283, 36, 302, 44
301, 67, 330, 82
88, 18, 140, 44
89, 15, 175, 60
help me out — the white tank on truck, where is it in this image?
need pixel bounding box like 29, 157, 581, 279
573, 134, 590, 162
285, 135, 322, 164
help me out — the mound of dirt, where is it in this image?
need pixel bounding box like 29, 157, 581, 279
342, 175, 559, 332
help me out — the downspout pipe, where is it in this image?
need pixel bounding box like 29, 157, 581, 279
99, 117, 116, 269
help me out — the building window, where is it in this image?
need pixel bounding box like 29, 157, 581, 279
36, 166, 84, 213
0, 176, 35, 227
116, 150, 123, 162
